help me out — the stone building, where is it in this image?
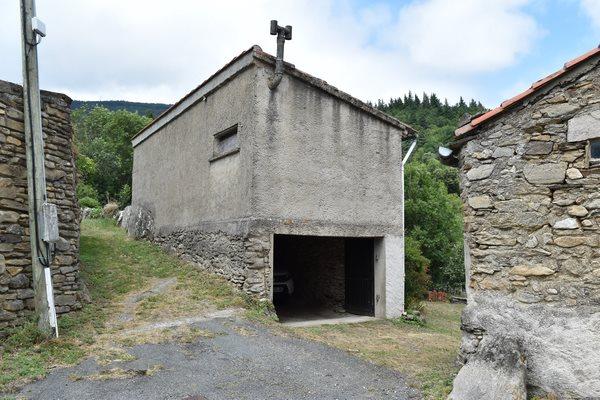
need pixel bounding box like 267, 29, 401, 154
0, 80, 83, 334
448, 47, 600, 398
129, 45, 414, 319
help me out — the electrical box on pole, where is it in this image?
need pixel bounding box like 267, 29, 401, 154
20, 0, 58, 337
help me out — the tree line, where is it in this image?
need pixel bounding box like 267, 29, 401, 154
376, 92, 485, 306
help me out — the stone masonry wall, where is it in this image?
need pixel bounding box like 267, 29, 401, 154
456, 57, 600, 397
153, 228, 271, 298
0, 80, 83, 334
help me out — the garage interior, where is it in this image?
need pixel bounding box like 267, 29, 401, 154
273, 234, 377, 325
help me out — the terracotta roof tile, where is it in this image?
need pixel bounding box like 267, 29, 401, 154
455, 44, 600, 138
500, 87, 535, 109
564, 47, 600, 69
470, 105, 506, 126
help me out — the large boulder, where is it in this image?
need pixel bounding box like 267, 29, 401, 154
453, 293, 600, 398
449, 335, 527, 400
117, 205, 131, 228
127, 205, 155, 240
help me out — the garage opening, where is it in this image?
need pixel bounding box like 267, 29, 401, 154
273, 234, 375, 325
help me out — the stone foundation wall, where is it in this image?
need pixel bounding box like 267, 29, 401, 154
153, 228, 271, 298
456, 58, 600, 397
0, 80, 83, 334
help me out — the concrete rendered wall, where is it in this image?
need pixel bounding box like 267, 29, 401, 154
250, 66, 404, 237
130, 66, 273, 296
455, 57, 600, 398
131, 61, 406, 315
250, 66, 405, 317
131, 67, 257, 231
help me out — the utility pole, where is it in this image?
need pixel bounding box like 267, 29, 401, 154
20, 0, 58, 337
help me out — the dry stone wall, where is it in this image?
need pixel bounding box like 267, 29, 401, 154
0, 80, 83, 334
149, 227, 272, 298
456, 58, 600, 398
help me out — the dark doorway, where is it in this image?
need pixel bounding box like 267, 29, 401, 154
273, 235, 374, 322
345, 238, 374, 315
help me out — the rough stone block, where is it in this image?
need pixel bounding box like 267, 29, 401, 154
567, 205, 588, 217
566, 168, 583, 180
467, 164, 495, 181
553, 236, 587, 248
468, 195, 493, 209
523, 162, 566, 184
449, 335, 526, 400
0, 210, 19, 223
54, 294, 76, 306
525, 141, 553, 155
8, 273, 29, 289
586, 199, 600, 209
541, 102, 579, 118
3, 299, 24, 311
509, 265, 555, 277
475, 232, 517, 246
553, 218, 580, 230
0, 310, 16, 321
492, 147, 514, 158
567, 110, 600, 142
16, 288, 34, 299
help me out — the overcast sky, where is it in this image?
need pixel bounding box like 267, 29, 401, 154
1, 0, 599, 107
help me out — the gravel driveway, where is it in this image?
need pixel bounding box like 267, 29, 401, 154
16, 317, 419, 400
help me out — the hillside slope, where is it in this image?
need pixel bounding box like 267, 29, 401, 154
72, 100, 170, 117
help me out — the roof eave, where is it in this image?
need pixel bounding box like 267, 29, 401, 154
132, 45, 416, 147
453, 45, 600, 143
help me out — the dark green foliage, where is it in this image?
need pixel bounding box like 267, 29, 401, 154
118, 184, 132, 208
76, 183, 99, 201
404, 159, 464, 291
72, 100, 170, 118
404, 235, 431, 309
378, 93, 486, 294
376, 91, 485, 166
73, 107, 151, 204
78, 197, 101, 209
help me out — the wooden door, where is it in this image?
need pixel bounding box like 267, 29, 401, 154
344, 238, 374, 316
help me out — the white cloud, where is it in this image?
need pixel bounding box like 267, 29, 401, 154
581, 0, 600, 30
393, 0, 543, 73
0, 0, 543, 105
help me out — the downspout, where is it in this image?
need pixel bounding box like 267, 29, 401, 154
268, 20, 292, 90
401, 135, 418, 311
402, 136, 418, 232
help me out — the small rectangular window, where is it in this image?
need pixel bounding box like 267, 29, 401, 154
211, 125, 239, 161
590, 139, 600, 161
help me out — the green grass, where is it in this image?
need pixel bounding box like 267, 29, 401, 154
292, 302, 464, 399
0, 218, 248, 393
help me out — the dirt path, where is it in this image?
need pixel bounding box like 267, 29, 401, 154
16, 316, 419, 400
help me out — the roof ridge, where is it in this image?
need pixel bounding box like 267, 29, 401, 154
134, 44, 416, 144
455, 44, 600, 138
251, 49, 416, 135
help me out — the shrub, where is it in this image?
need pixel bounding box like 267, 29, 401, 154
404, 235, 431, 309
76, 183, 99, 201
102, 202, 119, 218
117, 184, 132, 209
89, 207, 103, 219
78, 196, 101, 209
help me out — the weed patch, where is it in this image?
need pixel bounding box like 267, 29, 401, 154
290, 302, 464, 399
